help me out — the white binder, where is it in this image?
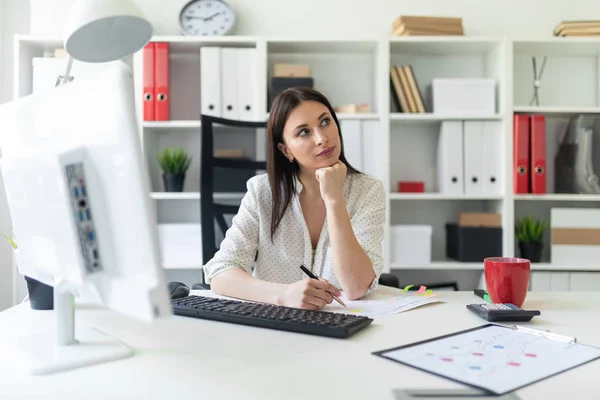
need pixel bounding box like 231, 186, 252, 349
437, 121, 464, 195
483, 121, 503, 195
361, 120, 382, 179
463, 121, 485, 196
200, 47, 221, 117
236, 48, 257, 121
340, 120, 362, 171
220, 48, 238, 120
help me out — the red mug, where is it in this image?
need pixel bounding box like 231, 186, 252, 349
484, 257, 530, 308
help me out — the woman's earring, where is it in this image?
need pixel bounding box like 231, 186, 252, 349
289, 157, 294, 163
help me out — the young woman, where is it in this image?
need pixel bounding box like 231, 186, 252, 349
203, 87, 386, 310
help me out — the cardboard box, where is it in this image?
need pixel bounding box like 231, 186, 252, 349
551, 208, 600, 266
458, 212, 502, 227
273, 63, 311, 78
334, 103, 371, 113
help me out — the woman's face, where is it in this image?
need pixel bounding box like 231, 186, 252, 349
277, 100, 341, 173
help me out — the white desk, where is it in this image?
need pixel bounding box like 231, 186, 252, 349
1, 291, 599, 399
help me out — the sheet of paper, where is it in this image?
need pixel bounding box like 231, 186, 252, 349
376, 324, 600, 395
324, 286, 442, 318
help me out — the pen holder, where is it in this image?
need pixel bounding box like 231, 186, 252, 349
24, 276, 54, 310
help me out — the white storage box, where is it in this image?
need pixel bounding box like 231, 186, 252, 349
157, 224, 203, 269
391, 225, 432, 265
550, 208, 600, 267
432, 78, 495, 115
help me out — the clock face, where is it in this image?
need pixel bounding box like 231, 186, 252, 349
179, 0, 235, 36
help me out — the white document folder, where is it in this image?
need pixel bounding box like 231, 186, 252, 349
463, 121, 485, 196
437, 121, 464, 195
220, 48, 238, 120
361, 120, 382, 180
340, 120, 362, 171
236, 48, 257, 121
200, 47, 221, 117
483, 121, 503, 195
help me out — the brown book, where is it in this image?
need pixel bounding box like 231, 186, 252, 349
556, 27, 600, 36
396, 29, 465, 36
553, 20, 600, 35
390, 67, 409, 113
215, 149, 245, 158
393, 15, 463, 29
458, 212, 502, 228
396, 66, 417, 112
394, 22, 464, 36
403, 66, 426, 113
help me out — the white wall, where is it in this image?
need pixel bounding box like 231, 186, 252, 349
1, 0, 600, 309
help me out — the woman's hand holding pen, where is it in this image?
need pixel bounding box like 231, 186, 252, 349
315, 161, 347, 204
279, 278, 341, 310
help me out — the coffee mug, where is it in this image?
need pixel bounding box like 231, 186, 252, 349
484, 257, 530, 308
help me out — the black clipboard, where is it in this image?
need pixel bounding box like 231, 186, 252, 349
372, 323, 600, 396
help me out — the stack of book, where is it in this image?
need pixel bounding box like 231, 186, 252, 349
390, 65, 426, 113
553, 20, 600, 36
391, 15, 464, 36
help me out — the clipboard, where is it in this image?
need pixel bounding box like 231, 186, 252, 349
373, 323, 600, 395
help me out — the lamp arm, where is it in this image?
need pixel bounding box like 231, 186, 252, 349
55, 56, 75, 87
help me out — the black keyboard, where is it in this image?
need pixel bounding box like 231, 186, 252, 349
171, 295, 373, 338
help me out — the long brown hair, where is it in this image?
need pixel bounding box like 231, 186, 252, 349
266, 87, 360, 241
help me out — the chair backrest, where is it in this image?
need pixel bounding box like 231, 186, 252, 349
199, 114, 267, 285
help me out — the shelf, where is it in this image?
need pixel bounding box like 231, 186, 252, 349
150, 192, 245, 200
390, 113, 503, 122
513, 106, 600, 115
390, 193, 503, 200
150, 35, 258, 51
531, 263, 600, 272
162, 263, 203, 270
391, 262, 483, 270
514, 194, 600, 202
335, 113, 379, 120
143, 120, 201, 129
390, 36, 505, 54
513, 37, 600, 56
267, 38, 378, 54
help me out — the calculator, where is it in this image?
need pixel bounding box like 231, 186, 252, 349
466, 303, 541, 322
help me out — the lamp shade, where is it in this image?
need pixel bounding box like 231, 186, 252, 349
63, 0, 152, 63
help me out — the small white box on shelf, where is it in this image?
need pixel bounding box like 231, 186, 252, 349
550, 208, 600, 267
391, 225, 432, 265
432, 78, 495, 115
157, 224, 203, 269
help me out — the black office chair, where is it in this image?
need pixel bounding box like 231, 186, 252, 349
187, 114, 399, 290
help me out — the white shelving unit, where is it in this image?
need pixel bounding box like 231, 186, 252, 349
11, 34, 600, 294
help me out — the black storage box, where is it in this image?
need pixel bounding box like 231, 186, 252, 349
445, 223, 503, 262
270, 77, 314, 108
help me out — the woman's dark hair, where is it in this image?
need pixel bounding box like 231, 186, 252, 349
266, 87, 360, 241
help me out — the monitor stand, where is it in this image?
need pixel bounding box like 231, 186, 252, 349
0, 281, 133, 375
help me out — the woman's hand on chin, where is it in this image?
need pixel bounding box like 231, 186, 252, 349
315, 161, 346, 204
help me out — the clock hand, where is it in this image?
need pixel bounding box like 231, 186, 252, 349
205, 12, 223, 20
185, 15, 208, 21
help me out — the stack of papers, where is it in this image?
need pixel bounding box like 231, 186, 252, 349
324, 285, 442, 319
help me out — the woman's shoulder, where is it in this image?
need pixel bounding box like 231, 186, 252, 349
246, 173, 272, 201
347, 172, 384, 195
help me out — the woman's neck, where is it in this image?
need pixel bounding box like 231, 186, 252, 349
297, 169, 321, 198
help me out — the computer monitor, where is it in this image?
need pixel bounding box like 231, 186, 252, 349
0, 62, 172, 375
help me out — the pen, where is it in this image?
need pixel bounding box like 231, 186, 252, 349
474, 289, 492, 303
299, 264, 346, 307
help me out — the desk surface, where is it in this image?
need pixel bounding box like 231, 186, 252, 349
1, 290, 599, 399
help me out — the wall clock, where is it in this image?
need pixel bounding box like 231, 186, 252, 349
179, 0, 235, 36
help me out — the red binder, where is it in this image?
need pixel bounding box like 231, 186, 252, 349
530, 115, 547, 194
513, 114, 530, 194
142, 43, 155, 121
154, 42, 170, 121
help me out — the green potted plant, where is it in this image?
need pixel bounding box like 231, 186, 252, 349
158, 147, 192, 192
515, 216, 548, 263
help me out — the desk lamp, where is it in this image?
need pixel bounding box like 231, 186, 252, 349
58, 0, 152, 85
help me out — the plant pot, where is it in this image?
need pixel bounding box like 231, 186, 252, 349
162, 173, 185, 192
518, 242, 543, 263
24, 276, 54, 310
